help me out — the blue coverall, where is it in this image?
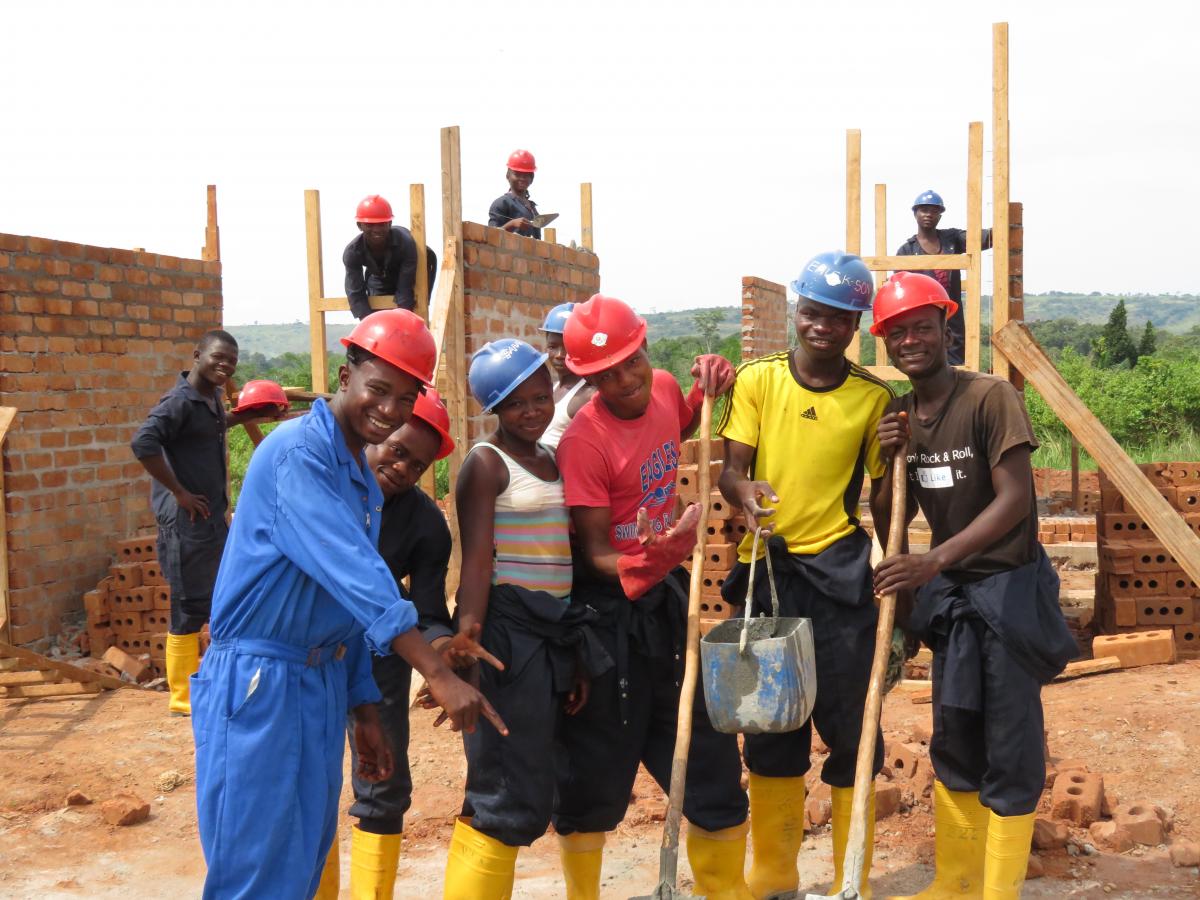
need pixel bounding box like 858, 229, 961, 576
192, 399, 417, 899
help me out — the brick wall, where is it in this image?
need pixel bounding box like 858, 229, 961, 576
741, 276, 788, 361
0, 232, 222, 644
461, 222, 600, 441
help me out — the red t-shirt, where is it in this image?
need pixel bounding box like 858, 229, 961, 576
557, 369, 694, 556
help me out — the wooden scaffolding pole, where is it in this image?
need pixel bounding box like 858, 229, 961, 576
992, 22, 1012, 380
873, 184, 888, 366
305, 190, 329, 394
845, 129, 862, 363
202, 184, 220, 262
965, 122, 984, 371
580, 183, 594, 251
411, 184, 429, 321
440, 126, 466, 597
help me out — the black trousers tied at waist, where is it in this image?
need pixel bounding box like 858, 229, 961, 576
910, 549, 1074, 815
463, 583, 611, 847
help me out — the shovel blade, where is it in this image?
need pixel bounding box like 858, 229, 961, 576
629, 884, 706, 900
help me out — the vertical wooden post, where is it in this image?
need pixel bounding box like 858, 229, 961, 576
965, 122, 984, 372
202, 184, 220, 261
845, 129, 862, 363
410, 184, 429, 321
873, 184, 888, 366
580, 182, 594, 251
0, 408, 13, 642
1071, 438, 1081, 512
1008, 201, 1024, 390
441, 126, 466, 593
991, 22, 1011, 380
305, 190, 329, 394
544, 227, 557, 245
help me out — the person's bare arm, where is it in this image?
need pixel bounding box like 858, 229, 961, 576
874, 444, 1032, 594
718, 437, 778, 536
571, 506, 622, 583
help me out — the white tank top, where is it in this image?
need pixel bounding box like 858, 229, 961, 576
541, 380, 586, 449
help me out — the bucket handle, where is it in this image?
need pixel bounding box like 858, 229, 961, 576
738, 526, 781, 653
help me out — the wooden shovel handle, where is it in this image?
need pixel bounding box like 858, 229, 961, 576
837, 445, 908, 895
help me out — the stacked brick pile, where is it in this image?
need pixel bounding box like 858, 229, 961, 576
740, 277, 789, 360
1094, 463, 1200, 658
81, 534, 209, 679
1038, 515, 1097, 544
676, 438, 749, 634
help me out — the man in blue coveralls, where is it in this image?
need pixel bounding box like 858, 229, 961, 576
192, 308, 506, 899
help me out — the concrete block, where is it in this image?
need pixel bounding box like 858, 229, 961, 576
1089, 821, 1134, 852
140, 560, 165, 585
1049, 770, 1104, 825
705, 542, 738, 570
1135, 598, 1193, 626
1033, 817, 1069, 850
103, 645, 149, 681
82, 588, 109, 624
708, 491, 733, 521
112, 563, 142, 589
875, 780, 901, 819
1113, 803, 1165, 846
885, 741, 924, 781
1132, 546, 1177, 572
151, 586, 171, 610
1093, 630, 1176, 668
698, 592, 732, 621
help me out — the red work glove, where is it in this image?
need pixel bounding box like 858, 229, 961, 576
617, 503, 701, 601
685, 354, 735, 409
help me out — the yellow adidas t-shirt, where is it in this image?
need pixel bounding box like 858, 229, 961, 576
717, 352, 893, 560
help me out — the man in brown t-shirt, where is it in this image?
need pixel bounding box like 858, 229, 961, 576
867, 272, 1075, 900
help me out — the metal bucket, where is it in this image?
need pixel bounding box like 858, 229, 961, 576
700, 529, 818, 734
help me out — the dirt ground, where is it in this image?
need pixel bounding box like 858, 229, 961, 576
2, 655, 1198, 899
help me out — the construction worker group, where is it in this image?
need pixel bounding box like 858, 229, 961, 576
134, 171, 1072, 899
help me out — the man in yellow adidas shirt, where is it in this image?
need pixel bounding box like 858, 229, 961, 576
717, 251, 893, 900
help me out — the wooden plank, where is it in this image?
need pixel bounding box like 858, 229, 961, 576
580, 182, 594, 251
862, 254, 971, 271
873, 184, 888, 366
419, 237, 459, 500
202, 184, 221, 261
441, 125, 466, 598
0, 406, 14, 644
0, 658, 20, 671
410, 183, 429, 321
965, 121, 984, 372
315, 294, 396, 314
0, 681, 102, 699
0, 640, 133, 691
1054, 656, 1120, 681
845, 129, 862, 363
305, 189, 329, 394
992, 22, 1011, 380
0, 670, 62, 686
1071, 438, 1082, 510
993, 320, 1200, 586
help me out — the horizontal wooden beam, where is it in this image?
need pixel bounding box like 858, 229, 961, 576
0, 669, 61, 686
993, 321, 1200, 587
861, 254, 972, 272
0, 641, 133, 691
0, 681, 102, 698
315, 294, 396, 314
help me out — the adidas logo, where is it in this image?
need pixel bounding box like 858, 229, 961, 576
800, 406, 818, 421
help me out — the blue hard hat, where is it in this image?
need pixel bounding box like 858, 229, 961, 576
540, 302, 575, 334
468, 339, 549, 412
912, 190, 945, 210
790, 252, 875, 313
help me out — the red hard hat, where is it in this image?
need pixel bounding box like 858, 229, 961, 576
869, 272, 959, 337
411, 388, 454, 460
355, 194, 394, 224
563, 294, 648, 376
341, 308, 437, 386
233, 380, 289, 415
506, 149, 537, 173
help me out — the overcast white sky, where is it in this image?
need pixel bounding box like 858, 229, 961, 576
3, 2, 1197, 326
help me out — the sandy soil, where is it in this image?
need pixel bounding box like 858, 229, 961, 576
2, 656, 1198, 899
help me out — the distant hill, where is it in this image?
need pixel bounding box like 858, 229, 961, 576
228, 293, 1200, 360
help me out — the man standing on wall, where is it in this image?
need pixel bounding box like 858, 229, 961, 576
344, 194, 429, 320
896, 189, 992, 366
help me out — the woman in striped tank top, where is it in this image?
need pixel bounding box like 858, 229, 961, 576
442, 339, 611, 899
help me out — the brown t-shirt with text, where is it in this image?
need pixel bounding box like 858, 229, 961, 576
888, 371, 1039, 581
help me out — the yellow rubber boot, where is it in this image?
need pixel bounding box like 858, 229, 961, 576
557, 831, 605, 900
892, 781, 989, 898
746, 773, 805, 899
443, 817, 518, 900
981, 810, 1036, 899
830, 785, 874, 900
165, 632, 200, 716
314, 838, 340, 899
350, 825, 402, 899
686, 821, 754, 900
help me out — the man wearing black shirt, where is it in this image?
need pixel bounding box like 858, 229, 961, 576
896, 189, 992, 366
488, 149, 543, 239
344, 194, 420, 319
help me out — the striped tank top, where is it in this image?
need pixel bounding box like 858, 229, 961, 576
470, 441, 572, 600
